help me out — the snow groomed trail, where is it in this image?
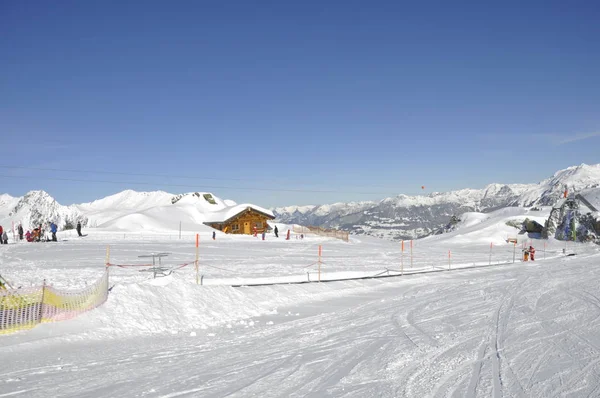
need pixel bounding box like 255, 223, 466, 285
2, 250, 600, 397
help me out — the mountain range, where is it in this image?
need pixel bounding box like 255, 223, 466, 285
1, 163, 599, 240
272, 163, 600, 240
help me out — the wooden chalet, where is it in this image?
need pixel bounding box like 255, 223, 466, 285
204, 206, 275, 235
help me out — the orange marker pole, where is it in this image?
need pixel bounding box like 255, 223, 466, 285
401, 240, 404, 276
195, 234, 199, 285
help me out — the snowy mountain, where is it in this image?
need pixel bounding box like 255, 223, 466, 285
1, 163, 599, 239
0, 190, 85, 232
0, 189, 260, 234
273, 163, 600, 240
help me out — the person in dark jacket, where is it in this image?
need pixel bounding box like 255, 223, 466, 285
76, 221, 82, 237
18, 224, 24, 240
274, 225, 279, 238
50, 222, 58, 242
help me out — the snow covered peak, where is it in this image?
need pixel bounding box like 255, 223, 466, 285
78, 190, 173, 211
547, 163, 600, 188
516, 163, 600, 207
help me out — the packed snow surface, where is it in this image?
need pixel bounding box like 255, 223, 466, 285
1, 206, 599, 397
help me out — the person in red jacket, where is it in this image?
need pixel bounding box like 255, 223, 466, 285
0, 225, 3, 245
529, 246, 536, 261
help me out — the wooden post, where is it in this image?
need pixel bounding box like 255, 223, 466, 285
318, 245, 322, 282
195, 234, 199, 285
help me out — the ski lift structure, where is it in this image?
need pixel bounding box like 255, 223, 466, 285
138, 252, 171, 278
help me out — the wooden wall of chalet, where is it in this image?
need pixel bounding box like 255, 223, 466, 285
207, 209, 273, 235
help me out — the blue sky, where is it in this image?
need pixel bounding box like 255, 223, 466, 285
1, 1, 599, 207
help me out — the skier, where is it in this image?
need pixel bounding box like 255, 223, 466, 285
212, 231, 216, 240
25, 230, 32, 242
1, 230, 7, 244
253, 225, 258, 237
76, 221, 82, 237
286, 229, 290, 240
529, 245, 535, 261
274, 225, 279, 238
523, 248, 529, 262
18, 224, 23, 240
0, 225, 3, 244
262, 231, 265, 240
50, 222, 58, 242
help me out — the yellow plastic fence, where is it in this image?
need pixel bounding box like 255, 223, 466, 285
0, 271, 109, 335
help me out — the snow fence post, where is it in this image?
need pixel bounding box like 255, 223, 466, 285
195, 234, 199, 285
318, 245, 322, 282
39, 279, 46, 325
401, 240, 404, 276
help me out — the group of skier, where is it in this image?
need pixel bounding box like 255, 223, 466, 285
0, 221, 83, 244
523, 245, 536, 261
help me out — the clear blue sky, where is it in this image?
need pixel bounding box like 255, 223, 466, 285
1, 0, 599, 207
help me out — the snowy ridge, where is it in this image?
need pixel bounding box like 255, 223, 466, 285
515, 163, 600, 206
0, 190, 84, 232
0, 189, 276, 234
1, 163, 599, 238
273, 163, 600, 240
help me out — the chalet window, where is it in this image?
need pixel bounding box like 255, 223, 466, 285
255, 222, 263, 229
231, 224, 239, 231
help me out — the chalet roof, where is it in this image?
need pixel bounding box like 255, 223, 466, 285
204, 204, 275, 224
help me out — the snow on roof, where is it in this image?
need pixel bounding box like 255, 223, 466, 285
204, 203, 275, 223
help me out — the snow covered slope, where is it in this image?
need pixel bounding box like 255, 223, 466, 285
2, 202, 599, 398
273, 163, 600, 240
1, 163, 599, 238
0, 190, 268, 234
